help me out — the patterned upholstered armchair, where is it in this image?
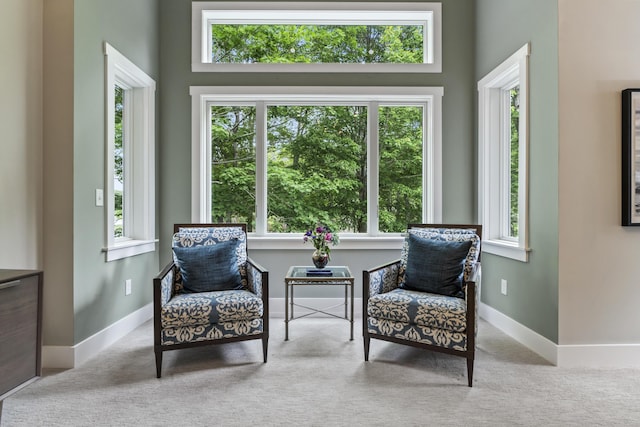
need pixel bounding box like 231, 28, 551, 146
363, 224, 481, 387
153, 224, 268, 378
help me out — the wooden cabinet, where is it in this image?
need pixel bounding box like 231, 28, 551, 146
0, 270, 43, 400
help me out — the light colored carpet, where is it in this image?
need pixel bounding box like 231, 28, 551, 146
2, 317, 640, 426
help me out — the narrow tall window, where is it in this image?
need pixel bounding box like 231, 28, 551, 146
104, 43, 156, 261
478, 43, 529, 262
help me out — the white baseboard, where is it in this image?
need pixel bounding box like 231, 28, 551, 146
480, 302, 640, 368
270, 297, 363, 319
479, 302, 558, 365
42, 303, 153, 369
557, 343, 640, 368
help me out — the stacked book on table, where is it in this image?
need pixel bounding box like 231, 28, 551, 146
305, 269, 333, 277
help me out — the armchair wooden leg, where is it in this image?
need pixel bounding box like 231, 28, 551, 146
364, 334, 370, 361
466, 357, 474, 387
262, 336, 268, 363
155, 350, 163, 378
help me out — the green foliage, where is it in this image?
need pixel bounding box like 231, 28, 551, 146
211, 24, 423, 64
266, 105, 367, 233
114, 86, 124, 239
378, 106, 423, 232
510, 87, 520, 237
114, 85, 124, 184
209, 26, 425, 233
114, 190, 123, 238
211, 106, 257, 229
212, 103, 424, 233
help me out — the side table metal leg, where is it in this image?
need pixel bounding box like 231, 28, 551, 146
350, 282, 354, 341
344, 285, 348, 319
285, 282, 289, 341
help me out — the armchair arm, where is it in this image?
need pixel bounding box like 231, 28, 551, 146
246, 257, 268, 298
246, 257, 269, 336
153, 261, 176, 307
468, 262, 481, 285
464, 262, 481, 349
363, 260, 401, 340
363, 259, 401, 299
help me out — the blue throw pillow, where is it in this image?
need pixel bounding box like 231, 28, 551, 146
402, 233, 472, 298
172, 239, 243, 293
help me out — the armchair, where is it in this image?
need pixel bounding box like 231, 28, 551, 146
363, 224, 481, 386
153, 224, 268, 378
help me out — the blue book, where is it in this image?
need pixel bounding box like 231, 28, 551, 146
306, 269, 333, 277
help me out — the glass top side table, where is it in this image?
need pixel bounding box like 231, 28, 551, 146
284, 265, 354, 341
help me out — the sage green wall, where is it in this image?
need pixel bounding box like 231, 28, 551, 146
158, 0, 477, 298
475, 0, 559, 342
71, 0, 160, 343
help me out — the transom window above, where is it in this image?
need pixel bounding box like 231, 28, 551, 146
192, 2, 442, 73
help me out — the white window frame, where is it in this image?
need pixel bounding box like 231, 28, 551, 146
478, 43, 530, 262
104, 42, 157, 261
191, 2, 442, 73
190, 86, 443, 250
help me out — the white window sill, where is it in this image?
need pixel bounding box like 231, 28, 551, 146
103, 239, 158, 262
482, 240, 529, 262
248, 234, 405, 251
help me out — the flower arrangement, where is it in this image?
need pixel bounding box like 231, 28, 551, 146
303, 225, 340, 258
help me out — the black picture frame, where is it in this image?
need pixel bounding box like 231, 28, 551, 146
622, 88, 640, 226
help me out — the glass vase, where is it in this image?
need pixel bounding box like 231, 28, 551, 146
312, 249, 329, 269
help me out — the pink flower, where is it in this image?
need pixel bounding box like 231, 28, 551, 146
302, 224, 339, 254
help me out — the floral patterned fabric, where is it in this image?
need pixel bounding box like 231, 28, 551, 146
368, 262, 401, 298
367, 317, 466, 351
160, 267, 175, 306
368, 288, 467, 332
162, 319, 263, 345
161, 289, 263, 328
246, 261, 263, 298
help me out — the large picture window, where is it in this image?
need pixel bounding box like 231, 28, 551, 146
192, 2, 442, 73
191, 87, 442, 247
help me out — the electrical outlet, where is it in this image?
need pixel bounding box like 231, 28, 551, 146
125, 279, 132, 296
501, 279, 508, 296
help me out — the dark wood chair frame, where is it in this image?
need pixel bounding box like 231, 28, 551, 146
153, 223, 269, 378
363, 223, 482, 387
